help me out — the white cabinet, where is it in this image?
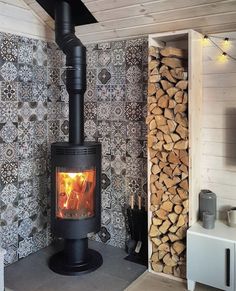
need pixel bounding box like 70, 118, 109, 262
187, 221, 236, 291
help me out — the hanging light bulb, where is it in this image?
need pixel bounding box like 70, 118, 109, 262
202, 35, 209, 45
222, 37, 230, 49
218, 52, 228, 63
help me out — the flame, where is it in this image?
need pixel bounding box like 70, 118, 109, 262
57, 169, 96, 219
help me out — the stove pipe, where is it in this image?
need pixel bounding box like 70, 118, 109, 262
55, 0, 86, 144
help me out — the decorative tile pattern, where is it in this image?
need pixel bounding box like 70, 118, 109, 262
0, 62, 18, 81
85, 38, 147, 248
1, 82, 18, 101
0, 31, 148, 264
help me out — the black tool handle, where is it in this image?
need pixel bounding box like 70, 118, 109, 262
226, 248, 230, 287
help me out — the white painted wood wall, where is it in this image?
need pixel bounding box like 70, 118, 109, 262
201, 31, 236, 218
0, 0, 53, 41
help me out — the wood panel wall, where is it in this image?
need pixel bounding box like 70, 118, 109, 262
0, 0, 53, 40
201, 31, 236, 218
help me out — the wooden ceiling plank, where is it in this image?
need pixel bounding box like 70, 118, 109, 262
76, 1, 236, 34
29, 2, 52, 22
77, 13, 236, 43
85, 0, 226, 16
0, 0, 29, 9
82, 0, 153, 8
0, 2, 47, 25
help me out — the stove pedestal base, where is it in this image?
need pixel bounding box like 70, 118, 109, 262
49, 238, 103, 276
49, 248, 103, 276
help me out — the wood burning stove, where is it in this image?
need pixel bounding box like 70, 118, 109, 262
47, 0, 103, 275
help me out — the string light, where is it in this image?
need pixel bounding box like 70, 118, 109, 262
202, 35, 209, 45
202, 34, 236, 62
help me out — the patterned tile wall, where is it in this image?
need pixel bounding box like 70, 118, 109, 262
0, 31, 148, 264
0, 32, 68, 265
85, 39, 148, 248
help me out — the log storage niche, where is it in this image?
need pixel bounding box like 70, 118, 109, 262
147, 30, 202, 279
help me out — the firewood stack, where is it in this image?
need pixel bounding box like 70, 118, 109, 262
147, 45, 188, 278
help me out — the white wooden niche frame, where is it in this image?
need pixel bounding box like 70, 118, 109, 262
147, 29, 203, 279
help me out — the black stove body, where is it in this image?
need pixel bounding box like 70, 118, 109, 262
48, 0, 102, 275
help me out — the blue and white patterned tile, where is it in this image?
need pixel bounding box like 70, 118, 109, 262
97, 42, 111, 50
85, 86, 96, 102
18, 159, 34, 182
110, 84, 125, 101
47, 84, 61, 102
18, 121, 34, 142
34, 158, 47, 176
111, 174, 125, 194
3, 243, 18, 265
97, 85, 111, 102
126, 121, 143, 140
126, 139, 143, 158
101, 188, 112, 209
1, 81, 18, 101
125, 177, 142, 197
111, 121, 127, 139
33, 65, 47, 83
111, 48, 125, 66
18, 237, 33, 259
1, 203, 18, 225
84, 102, 97, 120
98, 136, 111, 156
18, 82, 33, 102
126, 157, 143, 178
60, 119, 69, 136
0, 121, 18, 143
87, 69, 97, 86
126, 83, 143, 102
18, 43, 33, 64
0, 183, 18, 205
0, 221, 18, 248
126, 44, 142, 66
32, 82, 47, 102
111, 193, 125, 212
0, 101, 18, 122
84, 119, 97, 140
47, 42, 62, 67
0, 35, 18, 62
33, 40, 47, 66
0, 142, 18, 162
110, 136, 126, 156
101, 208, 111, 225
97, 68, 111, 85
125, 102, 143, 121
97, 102, 111, 120
0, 161, 18, 185
126, 65, 142, 84
111, 155, 126, 176
97, 120, 110, 137
98, 51, 111, 67
101, 172, 111, 191
32, 229, 47, 252
110, 102, 125, 121
18, 179, 33, 200
0, 62, 18, 82
47, 68, 60, 85
86, 48, 98, 68
18, 64, 33, 83
18, 197, 40, 220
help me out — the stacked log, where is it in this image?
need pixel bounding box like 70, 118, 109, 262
148, 45, 188, 278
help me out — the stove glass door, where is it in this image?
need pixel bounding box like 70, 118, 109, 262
56, 167, 96, 219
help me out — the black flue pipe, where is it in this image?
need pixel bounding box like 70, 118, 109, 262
55, 0, 86, 144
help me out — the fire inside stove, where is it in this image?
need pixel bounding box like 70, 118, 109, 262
56, 168, 96, 219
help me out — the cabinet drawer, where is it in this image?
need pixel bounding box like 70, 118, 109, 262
187, 232, 234, 291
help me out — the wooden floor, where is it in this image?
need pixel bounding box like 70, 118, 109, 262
125, 271, 220, 291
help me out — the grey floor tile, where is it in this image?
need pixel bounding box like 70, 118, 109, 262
5, 240, 146, 291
